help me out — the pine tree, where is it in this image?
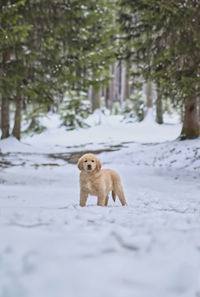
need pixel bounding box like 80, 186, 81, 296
0, 0, 32, 139
0, 0, 118, 138
119, 0, 200, 139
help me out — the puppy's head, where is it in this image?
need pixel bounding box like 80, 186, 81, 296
77, 153, 101, 172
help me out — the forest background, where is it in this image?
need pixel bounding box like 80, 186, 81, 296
1, 0, 200, 141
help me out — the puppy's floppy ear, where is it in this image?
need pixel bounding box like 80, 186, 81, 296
77, 156, 83, 171
96, 158, 102, 171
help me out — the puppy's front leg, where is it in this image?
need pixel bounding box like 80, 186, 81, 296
80, 189, 88, 207
97, 194, 106, 207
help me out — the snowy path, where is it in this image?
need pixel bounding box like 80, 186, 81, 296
1, 144, 200, 297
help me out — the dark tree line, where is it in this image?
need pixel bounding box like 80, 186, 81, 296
1, 0, 200, 140
119, 0, 200, 139
0, 0, 116, 139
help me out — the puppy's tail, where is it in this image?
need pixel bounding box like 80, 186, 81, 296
112, 191, 116, 202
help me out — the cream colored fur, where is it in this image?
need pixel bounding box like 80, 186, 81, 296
77, 153, 127, 207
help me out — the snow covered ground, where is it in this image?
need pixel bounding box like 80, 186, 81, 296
0, 113, 200, 297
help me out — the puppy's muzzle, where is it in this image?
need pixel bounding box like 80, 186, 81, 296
87, 164, 92, 170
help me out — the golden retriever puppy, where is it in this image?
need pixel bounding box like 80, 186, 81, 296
77, 153, 127, 207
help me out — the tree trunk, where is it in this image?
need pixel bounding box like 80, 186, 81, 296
156, 90, 163, 124
180, 97, 200, 140
114, 62, 120, 103
88, 87, 92, 106
1, 52, 10, 139
108, 65, 115, 109
125, 61, 131, 100
12, 98, 22, 140
1, 97, 10, 139
145, 80, 153, 108
198, 97, 200, 125
0, 97, 1, 129
91, 87, 101, 111
105, 87, 110, 109
143, 80, 155, 122
108, 62, 120, 109
120, 61, 126, 105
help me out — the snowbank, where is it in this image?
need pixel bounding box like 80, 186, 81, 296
0, 113, 182, 154
0, 136, 33, 154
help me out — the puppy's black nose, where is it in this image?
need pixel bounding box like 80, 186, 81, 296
87, 164, 92, 170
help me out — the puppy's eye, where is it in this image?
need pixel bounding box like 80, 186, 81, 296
84, 160, 87, 163
92, 160, 94, 162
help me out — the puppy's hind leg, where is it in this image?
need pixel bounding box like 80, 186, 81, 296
104, 195, 109, 206
115, 184, 127, 206
112, 191, 116, 202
